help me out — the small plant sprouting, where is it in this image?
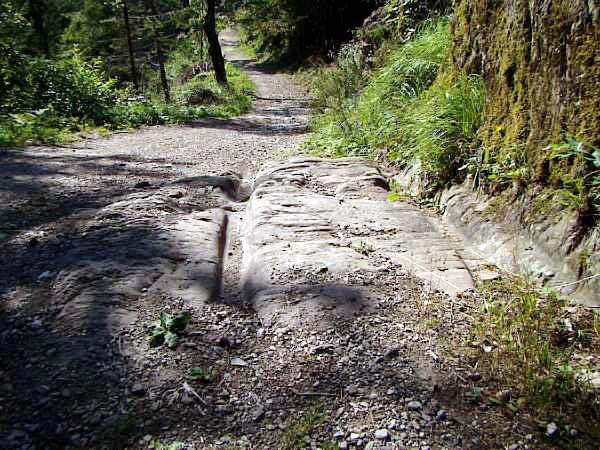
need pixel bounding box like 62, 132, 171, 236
354, 240, 372, 255
148, 439, 187, 450
186, 366, 219, 385
149, 311, 192, 349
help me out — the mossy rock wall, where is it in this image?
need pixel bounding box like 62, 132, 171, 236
450, 0, 599, 175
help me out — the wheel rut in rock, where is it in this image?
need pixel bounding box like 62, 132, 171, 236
0, 29, 536, 450
238, 157, 485, 328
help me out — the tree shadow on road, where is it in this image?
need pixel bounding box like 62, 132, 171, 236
0, 150, 491, 450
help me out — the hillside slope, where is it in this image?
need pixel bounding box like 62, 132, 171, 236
305, 0, 600, 301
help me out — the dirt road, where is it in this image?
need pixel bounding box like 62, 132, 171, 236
0, 31, 544, 450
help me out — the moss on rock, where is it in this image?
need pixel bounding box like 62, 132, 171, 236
450, 0, 600, 184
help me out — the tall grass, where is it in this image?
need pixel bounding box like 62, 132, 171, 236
306, 17, 485, 189
390, 75, 485, 186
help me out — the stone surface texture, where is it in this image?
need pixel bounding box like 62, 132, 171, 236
241, 157, 480, 326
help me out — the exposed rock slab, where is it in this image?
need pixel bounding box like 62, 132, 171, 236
441, 184, 600, 306
48, 180, 233, 334
241, 157, 479, 326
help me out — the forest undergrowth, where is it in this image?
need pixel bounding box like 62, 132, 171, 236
0, 1, 254, 147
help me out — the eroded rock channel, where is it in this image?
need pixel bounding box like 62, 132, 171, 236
1, 32, 550, 450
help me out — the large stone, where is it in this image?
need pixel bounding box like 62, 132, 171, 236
51, 178, 234, 334
241, 157, 478, 326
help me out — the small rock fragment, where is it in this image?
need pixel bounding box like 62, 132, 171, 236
407, 400, 422, 411
131, 383, 145, 396
231, 357, 249, 367
251, 405, 265, 422
374, 429, 389, 440
37, 271, 51, 281
384, 347, 400, 359
333, 431, 344, 440
313, 344, 335, 354
545, 422, 559, 438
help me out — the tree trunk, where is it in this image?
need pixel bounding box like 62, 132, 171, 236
146, 0, 171, 102
203, 0, 227, 85
122, 0, 139, 90
28, 0, 50, 56
199, 32, 204, 67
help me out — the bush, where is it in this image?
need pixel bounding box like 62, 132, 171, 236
0, 2, 256, 148
300, 42, 368, 111
236, 0, 380, 63
307, 19, 451, 155
307, 18, 486, 189
0, 108, 80, 147
1, 55, 116, 122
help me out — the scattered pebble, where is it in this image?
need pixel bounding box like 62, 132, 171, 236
545, 422, 559, 438
407, 400, 422, 411
374, 429, 389, 440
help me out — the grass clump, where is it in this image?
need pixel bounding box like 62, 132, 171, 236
278, 404, 330, 449
472, 276, 600, 444
387, 74, 484, 187
305, 18, 485, 191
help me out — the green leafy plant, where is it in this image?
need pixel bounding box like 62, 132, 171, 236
544, 137, 600, 214
96, 414, 138, 449
353, 241, 372, 255
186, 366, 219, 384
149, 311, 192, 349
149, 439, 187, 450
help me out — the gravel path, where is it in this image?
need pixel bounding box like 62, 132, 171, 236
0, 31, 561, 450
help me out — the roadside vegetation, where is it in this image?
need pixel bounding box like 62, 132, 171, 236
473, 277, 600, 444
304, 19, 486, 193
0, 1, 254, 147
299, 2, 599, 223
418, 274, 600, 447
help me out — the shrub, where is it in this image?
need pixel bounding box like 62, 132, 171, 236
302, 42, 368, 111
307, 18, 451, 155
1, 55, 116, 122
307, 18, 486, 189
